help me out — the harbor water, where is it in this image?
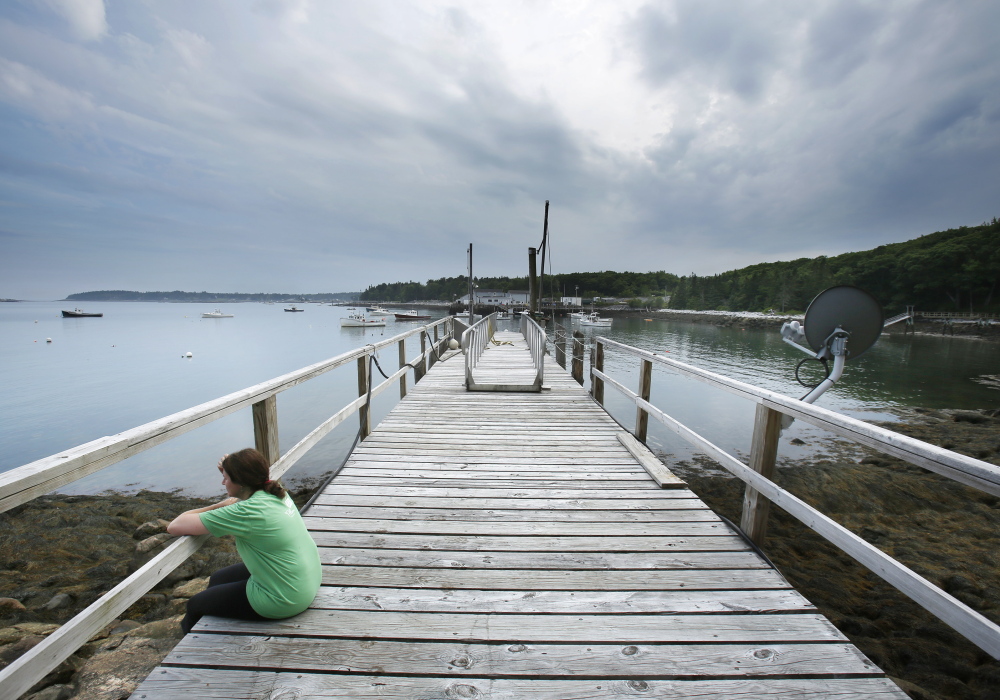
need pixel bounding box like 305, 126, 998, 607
1, 302, 998, 496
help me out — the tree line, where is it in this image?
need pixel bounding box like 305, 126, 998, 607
667, 220, 999, 314
65, 290, 358, 302
362, 220, 999, 315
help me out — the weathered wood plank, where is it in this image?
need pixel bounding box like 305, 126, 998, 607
195, 610, 847, 643
321, 566, 792, 590
305, 520, 733, 538
304, 505, 722, 522
308, 586, 817, 614
617, 431, 686, 488
131, 669, 910, 699
168, 636, 879, 677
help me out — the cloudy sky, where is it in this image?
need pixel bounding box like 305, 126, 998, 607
1, 0, 997, 299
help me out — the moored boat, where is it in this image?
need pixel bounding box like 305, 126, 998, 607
366, 306, 392, 316
579, 312, 612, 327
284, 306, 304, 312
394, 311, 431, 320
340, 312, 386, 327
202, 309, 233, 318
61, 308, 102, 318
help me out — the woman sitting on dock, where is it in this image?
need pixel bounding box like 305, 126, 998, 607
167, 448, 322, 634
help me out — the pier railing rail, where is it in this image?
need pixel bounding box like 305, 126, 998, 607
462, 312, 495, 391
520, 313, 546, 389
0, 317, 455, 700
590, 335, 1000, 660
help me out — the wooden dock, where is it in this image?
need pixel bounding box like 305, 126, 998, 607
133, 331, 906, 698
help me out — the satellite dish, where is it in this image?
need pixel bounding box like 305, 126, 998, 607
803, 286, 883, 360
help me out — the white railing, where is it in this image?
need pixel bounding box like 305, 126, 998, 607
520, 312, 546, 389
590, 335, 1000, 660
462, 312, 497, 390
0, 317, 454, 700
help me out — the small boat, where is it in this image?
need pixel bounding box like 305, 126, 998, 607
568, 311, 586, 320
367, 306, 392, 316
284, 306, 305, 312
579, 312, 612, 327
394, 311, 431, 321
340, 312, 386, 328
62, 308, 102, 318
201, 309, 233, 318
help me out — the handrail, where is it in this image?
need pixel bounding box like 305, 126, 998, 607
520, 313, 546, 388
0, 317, 455, 700
462, 312, 497, 388
591, 335, 1000, 660
594, 336, 1000, 496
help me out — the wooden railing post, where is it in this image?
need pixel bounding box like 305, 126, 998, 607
592, 340, 605, 405
357, 356, 371, 440
555, 324, 566, 369
571, 331, 584, 385
398, 339, 407, 399
252, 395, 279, 465
415, 333, 427, 382
635, 359, 653, 442
740, 404, 783, 545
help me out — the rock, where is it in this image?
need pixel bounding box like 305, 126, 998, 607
171, 577, 209, 599
789, 438, 806, 445
0, 627, 22, 644
109, 620, 141, 636
161, 560, 200, 587
133, 519, 171, 540
952, 411, 988, 424
43, 593, 73, 611
131, 616, 183, 640
123, 594, 168, 621
0, 597, 26, 612
15, 622, 59, 636
0, 634, 43, 665
135, 532, 174, 554
70, 636, 178, 700
26, 683, 73, 700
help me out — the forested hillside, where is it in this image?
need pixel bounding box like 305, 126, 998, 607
668, 220, 999, 314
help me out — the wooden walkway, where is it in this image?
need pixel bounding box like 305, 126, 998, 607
133, 331, 906, 698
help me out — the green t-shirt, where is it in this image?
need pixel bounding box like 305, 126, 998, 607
200, 490, 321, 619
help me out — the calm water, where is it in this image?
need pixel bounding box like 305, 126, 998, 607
2, 303, 997, 495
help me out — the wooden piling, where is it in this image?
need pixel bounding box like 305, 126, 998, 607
635, 359, 652, 442
740, 404, 783, 545
592, 340, 605, 405
571, 331, 584, 385
398, 340, 407, 399
251, 395, 279, 465
357, 356, 371, 440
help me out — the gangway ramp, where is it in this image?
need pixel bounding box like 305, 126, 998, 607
133, 331, 905, 698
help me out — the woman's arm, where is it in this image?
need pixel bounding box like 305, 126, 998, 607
167, 496, 240, 536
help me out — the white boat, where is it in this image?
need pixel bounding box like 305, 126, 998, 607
340, 312, 386, 328
202, 309, 233, 318
579, 312, 612, 327
284, 306, 304, 312
366, 306, 392, 316
568, 311, 586, 320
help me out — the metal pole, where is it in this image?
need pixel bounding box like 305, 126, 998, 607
539, 200, 548, 314
528, 247, 538, 316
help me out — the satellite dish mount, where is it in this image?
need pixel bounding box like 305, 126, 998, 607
780, 286, 883, 407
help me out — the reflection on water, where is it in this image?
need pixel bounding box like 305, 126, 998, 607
554, 316, 1000, 471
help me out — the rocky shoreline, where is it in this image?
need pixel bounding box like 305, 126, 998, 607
2, 410, 999, 699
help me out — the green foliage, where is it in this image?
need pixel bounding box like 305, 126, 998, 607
666, 220, 1000, 314
65, 290, 359, 302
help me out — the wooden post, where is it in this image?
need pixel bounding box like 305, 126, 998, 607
592, 340, 605, 405
398, 339, 407, 399
415, 333, 427, 382
428, 329, 437, 371
357, 356, 371, 440
555, 324, 566, 369
635, 359, 652, 442
251, 395, 279, 465
571, 331, 584, 385
740, 404, 783, 545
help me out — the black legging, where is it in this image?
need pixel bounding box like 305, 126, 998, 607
181, 563, 266, 634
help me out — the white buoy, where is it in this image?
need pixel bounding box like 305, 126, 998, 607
448, 338, 459, 350
185, 351, 193, 358
46, 338, 52, 343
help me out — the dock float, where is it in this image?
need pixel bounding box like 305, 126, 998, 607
132, 330, 906, 698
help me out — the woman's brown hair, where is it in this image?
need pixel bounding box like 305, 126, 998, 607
220, 448, 287, 499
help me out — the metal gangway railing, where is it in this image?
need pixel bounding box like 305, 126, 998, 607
0, 318, 455, 700
588, 335, 1000, 660
461, 311, 497, 390
520, 312, 546, 389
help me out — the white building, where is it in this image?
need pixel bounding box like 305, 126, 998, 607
560, 296, 583, 307
457, 289, 511, 305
